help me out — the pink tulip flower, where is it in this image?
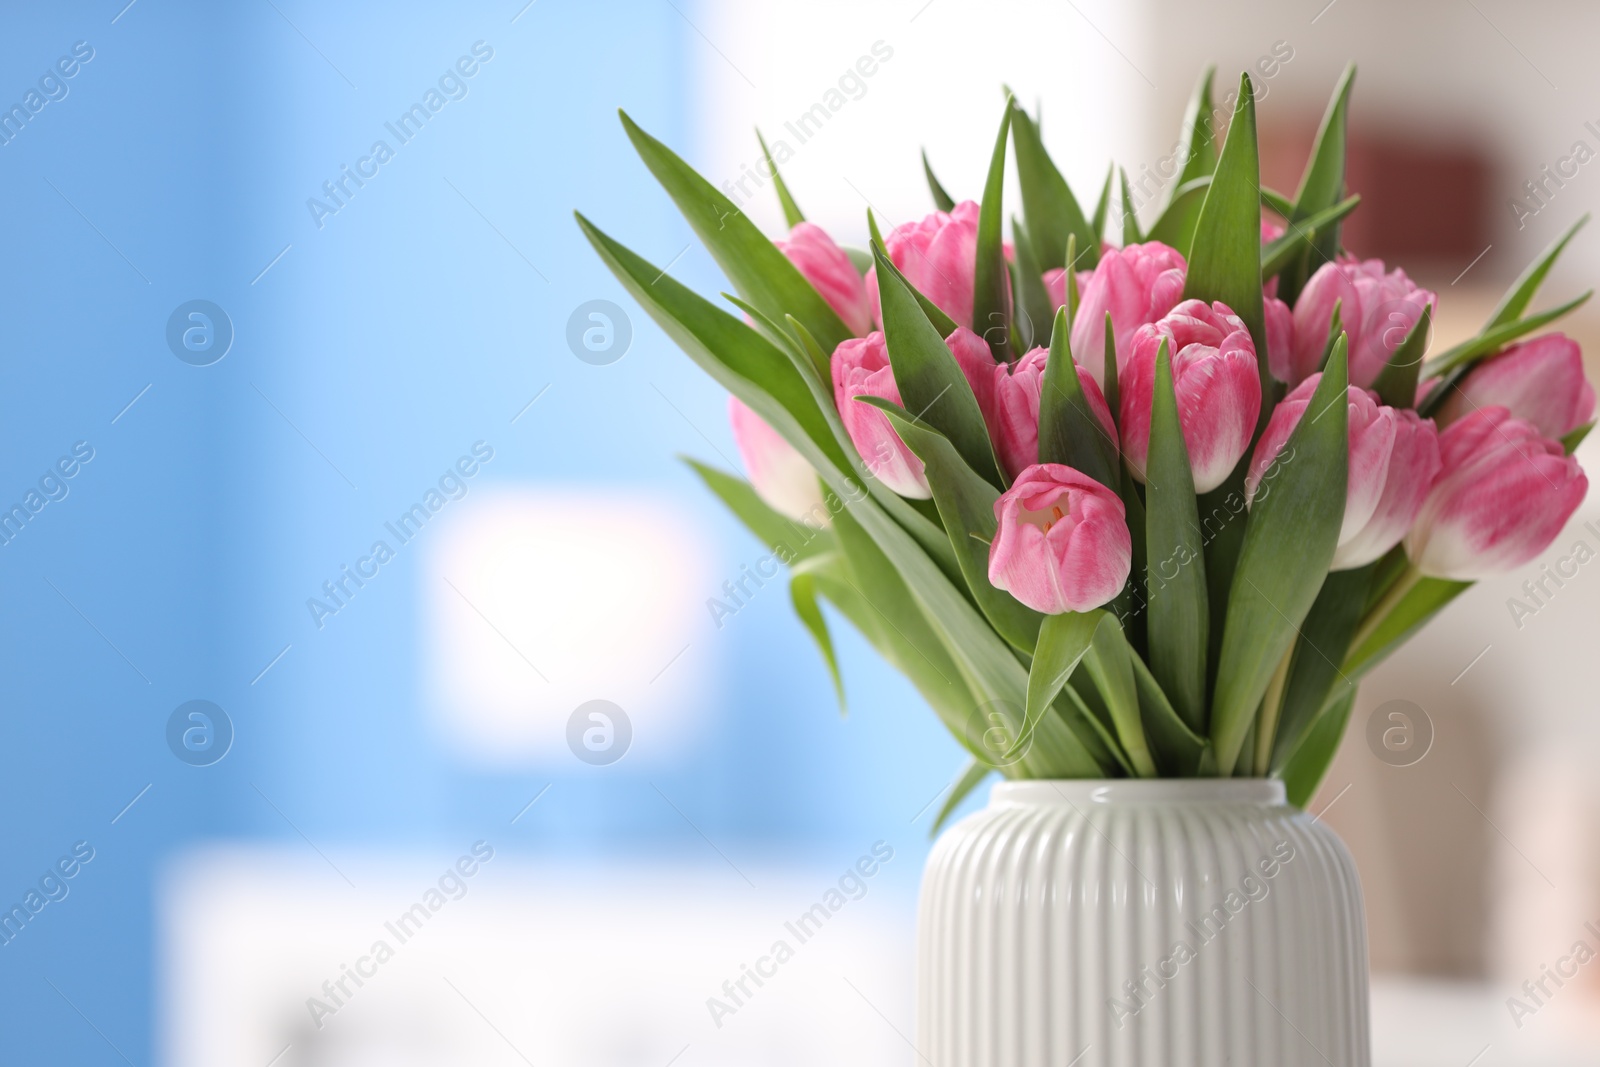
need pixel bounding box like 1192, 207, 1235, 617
1245, 376, 1442, 570
1404, 406, 1588, 580
831, 329, 995, 499
1292, 257, 1436, 389
983, 346, 1118, 481
865, 200, 984, 330
728, 396, 826, 522
1437, 333, 1596, 440
988, 463, 1132, 614
776, 222, 874, 337
1118, 299, 1262, 493
1069, 241, 1187, 387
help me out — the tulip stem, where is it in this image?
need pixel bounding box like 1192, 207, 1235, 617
1346, 564, 1423, 669
1253, 646, 1294, 776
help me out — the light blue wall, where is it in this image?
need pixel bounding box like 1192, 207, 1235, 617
0, 2, 971, 1060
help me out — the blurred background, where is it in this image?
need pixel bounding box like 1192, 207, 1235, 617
1, 0, 1597, 1064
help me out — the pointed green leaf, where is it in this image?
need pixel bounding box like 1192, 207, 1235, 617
789, 568, 845, 712
875, 246, 1005, 487
757, 128, 805, 229
1063, 233, 1081, 327
723, 292, 812, 381
1168, 66, 1218, 196
784, 314, 833, 394
1563, 421, 1595, 453
1370, 306, 1431, 410
1011, 217, 1053, 351
974, 103, 1014, 362
1183, 73, 1266, 426
1280, 688, 1357, 809
1037, 308, 1120, 489
1261, 195, 1362, 280
1344, 574, 1472, 676
1119, 167, 1144, 245
1082, 615, 1158, 777
1486, 214, 1588, 329
922, 149, 957, 212
869, 214, 960, 338
618, 111, 851, 353
1211, 336, 1351, 774
1129, 652, 1208, 776
1143, 339, 1209, 731
1019, 611, 1105, 762
579, 212, 957, 579
1101, 311, 1120, 420
1423, 291, 1593, 380
1277, 64, 1355, 303
1268, 563, 1373, 770
1010, 101, 1096, 271
930, 758, 993, 836
861, 396, 1043, 651
685, 459, 833, 564
1145, 175, 1212, 258
1260, 186, 1296, 220
1090, 165, 1114, 259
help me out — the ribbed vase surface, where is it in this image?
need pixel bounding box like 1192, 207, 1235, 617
916, 779, 1369, 1067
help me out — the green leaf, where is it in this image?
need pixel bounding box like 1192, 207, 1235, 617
1370, 306, 1431, 410
1563, 421, 1595, 453
974, 103, 1014, 362
1019, 611, 1106, 763
1168, 66, 1218, 195
1119, 167, 1144, 245
579, 212, 959, 581
1129, 652, 1208, 776
618, 111, 851, 354
1268, 563, 1374, 771
789, 567, 845, 712
1145, 176, 1212, 258
1090, 165, 1114, 260
1423, 291, 1593, 381
684, 459, 833, 565
922, 149, 957, 212
1143, 339, 1209, 732
1100, 311, 1120, 420
869, 214, 960, 338
1344, 573, 1472, 676
874, 246, 1005, 487
1211, 336, 1351, 774
1198, 466, 1249, 680
862, 397, 1044, 652
783, 314, 833, 394
1279, 687, 1356, 809
1183, 72, 1266, 427
1260, 186, 1296, 220
723, 293, 812, 382
1082, 615, 1158, 777
1486, 214, 1588, 329
756, 128, 804, 229
1010, 101, 1096, 271
1260, 195, 1362, 280
1038, 308, 1120, 490
1277, 64, 1355, 304
1010, 217, 1054, 352
929, 758, 992, 836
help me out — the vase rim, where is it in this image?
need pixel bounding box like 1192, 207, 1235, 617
990, 778, 1288, 807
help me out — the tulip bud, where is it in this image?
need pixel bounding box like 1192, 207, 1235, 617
831, 329, 996, 499
1436, 333, 1596, 440
984, 345, 1117, 481
988, 463, 1132, 614
1292, 258, 1435, 389
864, 201, 984, 330
728, 397, 827, 522
1264, 295, 1296, 385
1068, 241, 1187, 387
1404, 406, 1588, 580
776, 222, 874, 337
1246, 376, 1442, 570
1119, 299, 1262, 494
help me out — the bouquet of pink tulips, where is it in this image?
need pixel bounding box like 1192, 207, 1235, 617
579, 66, 1593, 822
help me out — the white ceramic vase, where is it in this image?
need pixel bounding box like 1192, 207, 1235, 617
916, 779, 1369, 1066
